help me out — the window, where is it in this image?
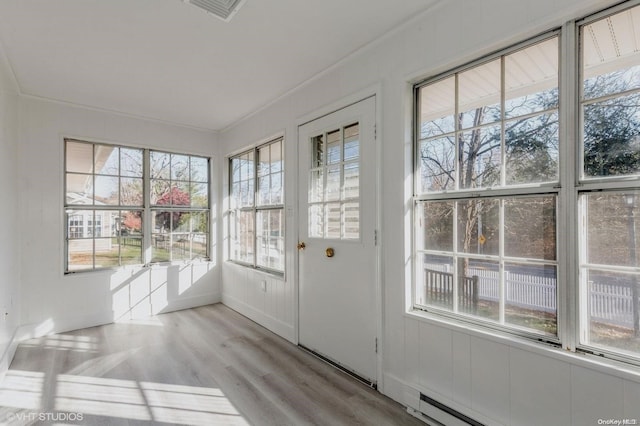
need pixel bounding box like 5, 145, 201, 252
309, 124, 361, 239
414, 2, 640, 364
578, 4, 640, 361
229, 137, 284, 273
64, 139, 210, 272
415, 35, 560, 338
150, 151, 210, 262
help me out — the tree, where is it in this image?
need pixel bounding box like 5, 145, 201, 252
583, 72, 640, 177
155, 186, 191, 231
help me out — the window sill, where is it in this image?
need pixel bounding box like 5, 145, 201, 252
65, 259, 214, 275
405, 309, 640, 383
225, 260, 285, 279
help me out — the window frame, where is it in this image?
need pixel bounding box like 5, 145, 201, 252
412, 0, 640, 367
413, 31, 562, 344
64, 139, 211, 273
574, 1, 640, 365
228, 136, 285, 275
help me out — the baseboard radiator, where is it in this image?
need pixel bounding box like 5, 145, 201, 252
416, 393, 484, 426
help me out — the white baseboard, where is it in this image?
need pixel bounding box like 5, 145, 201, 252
0, 328, 21, 383
222, 294, 296, 343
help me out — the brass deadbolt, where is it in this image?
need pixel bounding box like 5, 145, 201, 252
325, 247, 335, 258
297, 242, 306, 250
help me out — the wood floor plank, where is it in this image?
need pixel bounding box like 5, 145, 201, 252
1, 304, 425, 426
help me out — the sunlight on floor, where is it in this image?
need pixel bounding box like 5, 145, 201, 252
55, 375, 249, 425
0, 370, 249, 425
19, 334, 98, 353
0, 370, 43, 410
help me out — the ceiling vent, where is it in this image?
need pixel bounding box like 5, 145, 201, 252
183, 0, 247, 22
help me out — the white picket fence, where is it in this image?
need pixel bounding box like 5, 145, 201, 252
424, 263, 636, 328
589, 280, 636, 328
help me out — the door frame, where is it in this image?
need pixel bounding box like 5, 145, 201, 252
294, 85, 383, 389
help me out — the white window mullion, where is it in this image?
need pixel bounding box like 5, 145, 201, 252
499, 199, 506, 324
560, 19, 579, 352
143, 149, 152, 265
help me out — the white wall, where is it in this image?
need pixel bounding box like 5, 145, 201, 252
0, 43, 20, 378
17, 97, 220, 339
219, 0, 640, 424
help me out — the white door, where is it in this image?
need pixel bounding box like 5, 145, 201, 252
298, 96, 377, 384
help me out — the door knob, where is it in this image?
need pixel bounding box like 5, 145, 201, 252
297, 242, 306, 250
325, 247, 335, 258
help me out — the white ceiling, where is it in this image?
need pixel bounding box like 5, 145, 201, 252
0, 0, 439, 131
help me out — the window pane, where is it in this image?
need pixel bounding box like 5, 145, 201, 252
240, 179, 254, 208
120, 177, 143, 206
258, 145, 270, 177
66, 141, 94, 174
171, 183, 191, 206
173, 211, 192, 233
191, 211, 208, 234
505, 37, 559, 119
344, 124, 359, 161
152, 212, 171, 262
193, 234, 208, 259
418, 76, 455, 138
506, 112, 559, 184
505, 263, 557, 335
270, 171, 283, 205
458, 59, 501, 129
419, 201, 454, 252
120, 237, 143, 265
120, 210, 143, 236
171, 154, 189, 181
230, 210, 254, 264
309, 169, 323, 203
585, 192, 640, 267
171, 234, 191, 261
257, 209, 284, 270
94, 175, 119, 205
66, 174, 94, 205
419, 254, 455, 310
231, 157, 241, 184
419, 136, 455, 192
190, 182, 208, 208
94, 237, 119, 268
343, 162, 359, 200
312, 135, 324, 167
271, 140, 283, 173
67, 210, 92, 240
151, 179, 171, 205
458, 125, 501, 189
151, 151, 171, 179
327, 130, 341, 164
583, 92, 640, 178
505, 196, 556, 261
458, 258, 500, 321
457, 199, 499, 256
325, 202, 341, 239
309, 204, 324, 238
120, 148, 143, 177
95, 145, 119, 176
585, 269, 640, 356
583, 6, 640, 101
343, 201, 359, 239
258, 175, 270, 205
191, 156, 209, 182
325, 165, 341, 202
68, 239, 93, 271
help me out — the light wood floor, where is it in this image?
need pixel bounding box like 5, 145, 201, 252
0, 304, 426, 425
